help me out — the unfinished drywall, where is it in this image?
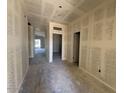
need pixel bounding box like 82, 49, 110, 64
49, 22, 67, 62
7, 0, 29, 93
67, 0, 116, 92
28, 26, 34, 58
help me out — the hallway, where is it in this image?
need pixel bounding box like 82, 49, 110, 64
19, 54, 114, 93
7, 0, 116, 93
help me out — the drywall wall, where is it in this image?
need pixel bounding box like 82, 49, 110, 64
67, 0, 116, 92
49, 22, 67, 62
35, 28, 46, 37
28, 26, 34, 58
7, 0, 29, 93
45, 24, 50, 61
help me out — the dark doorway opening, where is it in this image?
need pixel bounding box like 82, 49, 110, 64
73, 32, 80, 66
53, 34, 62, 61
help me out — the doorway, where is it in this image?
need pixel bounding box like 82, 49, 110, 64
73, 32, 80, 66
35, 39, 41, 48
34, 36, 45, 55
53, 34, 62, 61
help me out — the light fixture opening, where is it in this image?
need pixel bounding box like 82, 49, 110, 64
59, 6, 62, 8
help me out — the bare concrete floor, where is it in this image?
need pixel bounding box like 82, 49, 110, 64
19, 53, 115, 93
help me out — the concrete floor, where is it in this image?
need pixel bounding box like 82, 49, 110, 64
34, 48, 45, 54
53, 52, 61, 61
19, 53, 115, 93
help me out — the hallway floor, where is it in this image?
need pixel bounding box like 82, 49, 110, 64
19, 53, 114, 93
34, 48, 45, 54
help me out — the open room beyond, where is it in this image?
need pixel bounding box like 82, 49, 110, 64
7, 0, 116, 93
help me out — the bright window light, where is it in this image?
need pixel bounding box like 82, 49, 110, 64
35, 39, 41, 48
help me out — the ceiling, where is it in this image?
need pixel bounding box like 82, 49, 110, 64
24, 0, 107, 31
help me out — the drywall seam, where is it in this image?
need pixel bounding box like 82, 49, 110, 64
71, 0, 115, 25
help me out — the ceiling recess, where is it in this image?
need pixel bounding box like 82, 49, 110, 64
59, 6, 62, 8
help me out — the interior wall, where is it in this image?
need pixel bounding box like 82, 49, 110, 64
28, 26, 34, 58
7, 0, 29, 93
49, 22, 67, 62
45, 24, 50, 61
67, 0, 116, 92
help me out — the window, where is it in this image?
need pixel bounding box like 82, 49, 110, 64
35, 39, 41, 48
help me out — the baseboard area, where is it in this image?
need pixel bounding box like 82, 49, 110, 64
80, 68, 116, 92
17, 66, 29, 93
